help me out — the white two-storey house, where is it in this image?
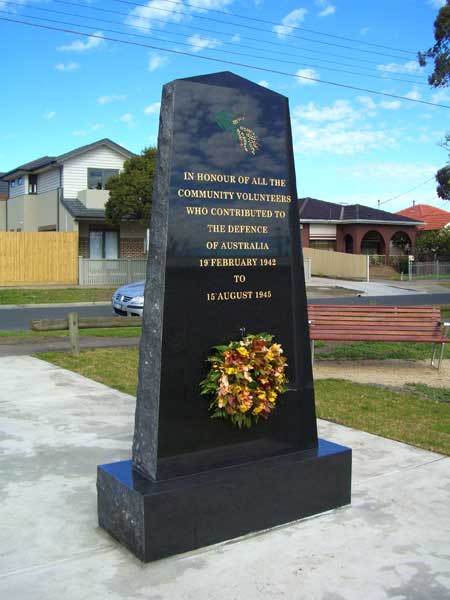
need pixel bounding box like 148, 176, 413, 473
0, 139, 147, 259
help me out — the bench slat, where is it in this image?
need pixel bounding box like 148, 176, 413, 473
307, 304, 447, 347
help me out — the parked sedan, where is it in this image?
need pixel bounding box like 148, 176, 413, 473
112, 281, 145, 317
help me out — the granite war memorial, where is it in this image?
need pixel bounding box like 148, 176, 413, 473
97, 71, 352, 562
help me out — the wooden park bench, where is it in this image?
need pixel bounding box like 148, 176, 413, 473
308, 305, 450, 369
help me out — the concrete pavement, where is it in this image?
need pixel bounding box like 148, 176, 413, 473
308, 277, 421, 297
1, 356, 449, 598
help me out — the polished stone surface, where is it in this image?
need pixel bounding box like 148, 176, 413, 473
133, 72, 317, 482
1, 356, 449, 599
98, 439, 351, 562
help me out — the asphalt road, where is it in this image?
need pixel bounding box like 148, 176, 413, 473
2, 292, 450, 331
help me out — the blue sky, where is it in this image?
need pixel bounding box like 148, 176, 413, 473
1, 0, 449, 212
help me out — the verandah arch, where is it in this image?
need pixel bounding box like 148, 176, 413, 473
360, 230, 385, 256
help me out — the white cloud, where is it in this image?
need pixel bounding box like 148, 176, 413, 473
43, 111, 56, 120
404, 86, 422, 101
428, 0, 446, 8
126, 0, 233, 30
97, 94, 127, 105
119, 112, 134, 125
295, 68, 318, 85
91, 123, 104, 131
273, 8, 307, 38
357, 95, 377, 113
126, 0, 185, 30
187, 34, 221, 52
293, 121, 396, 155
360, 26, 371, 36
379, 100, 402, 110
378, 60, 422, 75
292, 97, 401, 155
57, 32, 105, 52
148, 53, 168, 71
356, 95, 401, 113
337, 162, 438, 181
144, 102, 161, 115
294, 99, 355, 122
315, 0, 336, 18
54, 61, 80, 72
258, 80, 269, 88
431, 88, 450, 105
186, 0, 233, 8
73, 129, 86, 136
231, 34, 241, 42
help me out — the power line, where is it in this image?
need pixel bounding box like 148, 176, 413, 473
379, 176, 436, 206
49, 0, 428, 74
114, 0, 420, 62
1, 17, 447, 110
145, 0, 415, 55
0, 7, 426, 87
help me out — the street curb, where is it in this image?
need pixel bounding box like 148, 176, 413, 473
0, 301, 111, 310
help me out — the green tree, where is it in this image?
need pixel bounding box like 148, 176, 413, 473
419, 2, 450, 200
419, 1, 450, 87
415, 228, 450, 260
436, 164, 450, 199
105, 147, 157, 225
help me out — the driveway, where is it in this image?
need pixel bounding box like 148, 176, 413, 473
1, 356, 449, 599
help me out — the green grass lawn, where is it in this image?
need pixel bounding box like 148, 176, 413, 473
37, 347, 450, 456
38, 348, 139, 396
315, 340, 446, 361
0, 288, 116, 304
0, 327, 141, 341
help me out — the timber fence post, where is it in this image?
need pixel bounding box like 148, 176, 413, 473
68, 312, 80, 356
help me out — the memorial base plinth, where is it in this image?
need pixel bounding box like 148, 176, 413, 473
97, 439, 351, 562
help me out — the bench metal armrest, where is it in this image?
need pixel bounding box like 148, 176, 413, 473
439, 321, 450, 336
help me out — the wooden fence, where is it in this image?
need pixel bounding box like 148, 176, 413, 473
303, 247, 369, 281
0, 232, 78, 286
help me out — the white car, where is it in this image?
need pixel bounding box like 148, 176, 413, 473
112, 281, 145, 317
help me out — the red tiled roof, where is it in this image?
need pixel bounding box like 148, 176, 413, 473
396, 204, 450, 230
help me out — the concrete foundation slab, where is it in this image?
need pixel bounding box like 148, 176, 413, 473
0, 356, 449, 599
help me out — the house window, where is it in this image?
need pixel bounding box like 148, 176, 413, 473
18, 177, 23, 185
309, 240, 336, 251
89, 230, 119, 258
11, 180, 16, 188
87, 168, 119, 190
29, 175, 38, 195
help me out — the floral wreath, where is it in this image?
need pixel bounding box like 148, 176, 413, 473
200, 333, 288, 429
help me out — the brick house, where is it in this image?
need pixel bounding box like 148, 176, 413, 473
0, 139, 148, 260
299, 197, 423, 262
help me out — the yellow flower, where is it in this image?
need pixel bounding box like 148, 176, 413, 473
226, 367, 236, 375
237, 347, 249, 357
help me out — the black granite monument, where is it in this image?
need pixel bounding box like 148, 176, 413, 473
97, 72, 351, 562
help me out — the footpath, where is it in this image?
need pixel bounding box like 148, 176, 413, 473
1, 355, 449, 599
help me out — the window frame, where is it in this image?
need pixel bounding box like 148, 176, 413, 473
28, 174, 38, 195
87, 168, 119, 190
88, 228, 119, 259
